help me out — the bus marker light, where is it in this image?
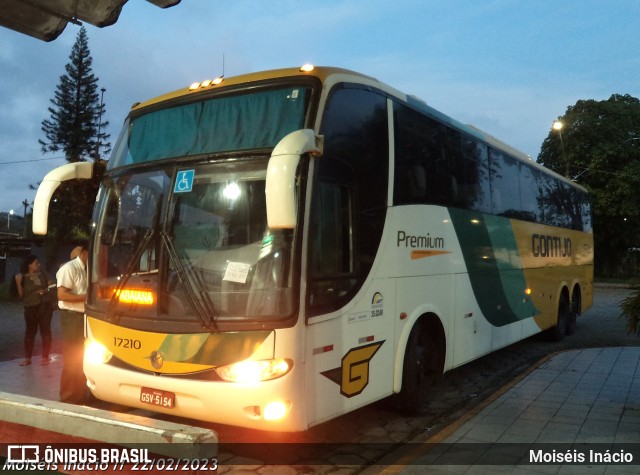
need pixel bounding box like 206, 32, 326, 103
300, 64, 315, 72
189, 82, 200, 90
525, 288, 532, 295
212, 76, 224, 85
400, 312, 408, 320
85, 340, 113, 365
312, 344, 334, 355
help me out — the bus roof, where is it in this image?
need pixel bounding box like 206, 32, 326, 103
129, 65, 585, 192
130, 66, 376, 111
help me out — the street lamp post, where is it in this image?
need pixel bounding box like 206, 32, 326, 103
22, 199, 29, 238
7, 209, 13, 230
553, 120, 569, 178
96, 87, 106, 161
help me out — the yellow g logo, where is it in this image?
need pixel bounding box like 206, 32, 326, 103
321, 341, 384, 398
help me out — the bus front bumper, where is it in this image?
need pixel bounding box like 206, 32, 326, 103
83, 359, 305, 432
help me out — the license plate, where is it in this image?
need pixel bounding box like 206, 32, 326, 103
140, 387, 175, 409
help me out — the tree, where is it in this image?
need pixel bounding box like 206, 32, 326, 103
538, 94, 640, 277
38, 26, 110, 252
40, 26, 110, 162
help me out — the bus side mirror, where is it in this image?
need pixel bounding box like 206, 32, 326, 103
32, 162, 93, 235
266, 129, 323, 229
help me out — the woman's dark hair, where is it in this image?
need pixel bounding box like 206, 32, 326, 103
21, 255, 39, 273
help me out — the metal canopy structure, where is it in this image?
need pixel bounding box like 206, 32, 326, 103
0, 0, 181, 42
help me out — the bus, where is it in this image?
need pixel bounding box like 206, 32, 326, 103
32, 66, 593, 432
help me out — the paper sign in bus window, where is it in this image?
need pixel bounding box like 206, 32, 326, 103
223, 262, 251, 284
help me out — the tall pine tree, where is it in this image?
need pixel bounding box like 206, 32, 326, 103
38, 26, 110, 251
40, 26, 110, 161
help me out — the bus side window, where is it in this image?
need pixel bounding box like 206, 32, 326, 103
408, 164, 427, 199
309, 85, 388, 315
393, 102, 452, 206
519, 163, 545, 223
453, 136, 491, 213
396, 155, 426, 201
308, 180, 355, 306
489, 149, 521, 217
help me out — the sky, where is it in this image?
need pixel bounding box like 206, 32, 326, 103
1, 0, 639, 219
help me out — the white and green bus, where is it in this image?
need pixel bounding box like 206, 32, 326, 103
33, 66, 593, 431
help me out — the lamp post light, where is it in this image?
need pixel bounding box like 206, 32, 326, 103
553, 120, 569, 177
7, 209, 13, 229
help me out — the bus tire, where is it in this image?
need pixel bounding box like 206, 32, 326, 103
546, 293, 569, 342
566, 293, 579, 335
398, 324, 430, 414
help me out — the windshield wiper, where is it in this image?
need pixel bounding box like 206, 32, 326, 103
106, 192, 164, 324
107, 226, 156, 324
160, 231, 219, 330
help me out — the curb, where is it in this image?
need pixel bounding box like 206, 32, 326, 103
0, 391, 217, 459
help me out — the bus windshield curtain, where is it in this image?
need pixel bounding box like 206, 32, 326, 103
126, 88, 307, 165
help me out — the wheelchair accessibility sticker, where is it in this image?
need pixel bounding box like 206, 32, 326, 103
174, 170, 195, 193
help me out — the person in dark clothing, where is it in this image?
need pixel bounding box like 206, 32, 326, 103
56, 244, 89, 404
15, 255, 55, 366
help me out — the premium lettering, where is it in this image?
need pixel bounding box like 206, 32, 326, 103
397, 230, 444, 249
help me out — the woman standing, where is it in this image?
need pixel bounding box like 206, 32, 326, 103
15, 255, 54, 366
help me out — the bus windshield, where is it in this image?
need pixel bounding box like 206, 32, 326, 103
90, 160, 296, 328
108, 86, 310, 168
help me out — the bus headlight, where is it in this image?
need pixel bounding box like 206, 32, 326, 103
215, 358, 292, 383
85, 340, 113, 365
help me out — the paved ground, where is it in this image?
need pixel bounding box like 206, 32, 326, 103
0, 286, 638, 474
0, 300, 63, 363
368, 346, 640, 474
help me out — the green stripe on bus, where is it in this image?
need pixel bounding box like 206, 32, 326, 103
448, 208, 539, 326
159, 331, 272, 366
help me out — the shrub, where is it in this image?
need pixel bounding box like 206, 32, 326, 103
620, 289, 640, 336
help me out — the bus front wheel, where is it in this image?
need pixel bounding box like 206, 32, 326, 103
398, 324, 433, 414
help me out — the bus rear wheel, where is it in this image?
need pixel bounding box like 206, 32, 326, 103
566, 293, 579, 335
546, 293, 569, 342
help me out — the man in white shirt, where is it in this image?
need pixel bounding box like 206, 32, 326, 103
56, 244, 88, 404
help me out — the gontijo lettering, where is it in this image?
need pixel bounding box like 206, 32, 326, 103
532, 234, 572, 257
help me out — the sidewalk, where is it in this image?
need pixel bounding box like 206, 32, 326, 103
1, 353, 63, 401
373, 346, 640, 473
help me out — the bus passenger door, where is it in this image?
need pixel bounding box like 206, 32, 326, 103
304, 280, 396, 428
